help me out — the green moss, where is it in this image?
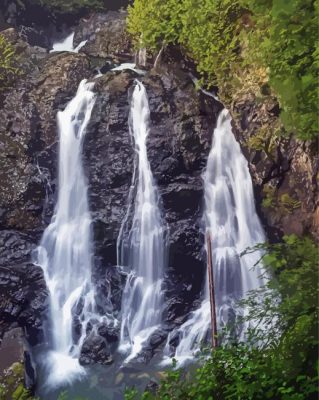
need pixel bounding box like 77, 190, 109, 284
246, 125, 280, 158
0, 362, 36, 400
262, 184, 276, 209
279, 193, 301, 213
262, 185, 301, 214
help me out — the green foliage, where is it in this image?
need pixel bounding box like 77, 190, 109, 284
0, 362, 37, 400
0, 34, 20, 91
128, 0, 318, 139
239, 0, 318, 140
127, 0, 183, 49
262, 185, 301, 214
279, 193, 301, 213
128, 0, 243, 96
246, 124, 280, 157
128, 235, 318, 400
57, 390, 89, 400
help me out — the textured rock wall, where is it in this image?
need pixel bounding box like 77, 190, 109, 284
231, 93, 318, 242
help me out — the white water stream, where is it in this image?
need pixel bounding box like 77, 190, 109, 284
162, 109, 266, 366
117, 81, 167, 362
34, 80, 96, 387
50, 32, 87, 53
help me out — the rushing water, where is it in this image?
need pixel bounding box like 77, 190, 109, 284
163, 109, 266, 366
50, 32, 87, 53
117, 81, 167, 362
34, 80, 96, 387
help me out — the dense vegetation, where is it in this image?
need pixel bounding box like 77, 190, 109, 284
128, 0, 318, 140
125, 235, 319, 400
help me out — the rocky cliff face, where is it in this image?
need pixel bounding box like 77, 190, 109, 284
231, 93, 318, 242
0, 8, 317, 368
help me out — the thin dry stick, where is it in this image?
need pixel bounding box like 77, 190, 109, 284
207, 231, 218, 348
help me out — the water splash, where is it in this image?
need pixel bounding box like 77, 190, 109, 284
162, 109, 266, 366
34, 80, 96, 387
111, 63, 146, 75
117, 81, 167, 362
50, 32, 87, 53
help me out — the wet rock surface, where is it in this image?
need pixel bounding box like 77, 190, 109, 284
75, 11, 132, 63
231, 94, 319, 242
0, 262, 48, 343
80, 333, 113, 366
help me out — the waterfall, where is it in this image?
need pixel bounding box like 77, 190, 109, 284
117, 81, 167, 362
50, 32, 87, 53
34, 80, 96, 387
163, 109, 266, 365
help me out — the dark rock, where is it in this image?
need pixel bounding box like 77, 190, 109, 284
0, 27, 48, 79
145, 380, 159, 395
97, 322, 119, 343
74, 11, 133, 63
133, 327, 168, 365
0, 328, 24, 373
0, 262, 48, 344
23, 350, 36, 392
0, 49, 91, 233
231, 93, 319, 242
0, 231, 37, 267
93, 263, 126, 316
79, 333, 113, 365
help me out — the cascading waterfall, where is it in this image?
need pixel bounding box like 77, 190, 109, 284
163, 109, 266, 365
117, 81, 167, 362
34, 80, 96, 387
50, 32, 87, 53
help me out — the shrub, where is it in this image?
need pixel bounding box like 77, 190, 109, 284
127, 0, 318, 140
239, 0, 319, 140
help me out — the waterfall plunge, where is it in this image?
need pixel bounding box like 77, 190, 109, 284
118, 82, 167, 362
34, 80, 96, 387
163, 109, 266, 366
50, 32, 87, 53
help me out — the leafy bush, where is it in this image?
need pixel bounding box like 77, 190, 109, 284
128, 0, 243, 96
239, 0, 318, 140
128, 0, 318, 140
127, 235, 319, 400
0, 362, 35, 400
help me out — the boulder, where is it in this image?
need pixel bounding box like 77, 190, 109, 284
74, 11, 133, 63
79, 333, 113, 366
